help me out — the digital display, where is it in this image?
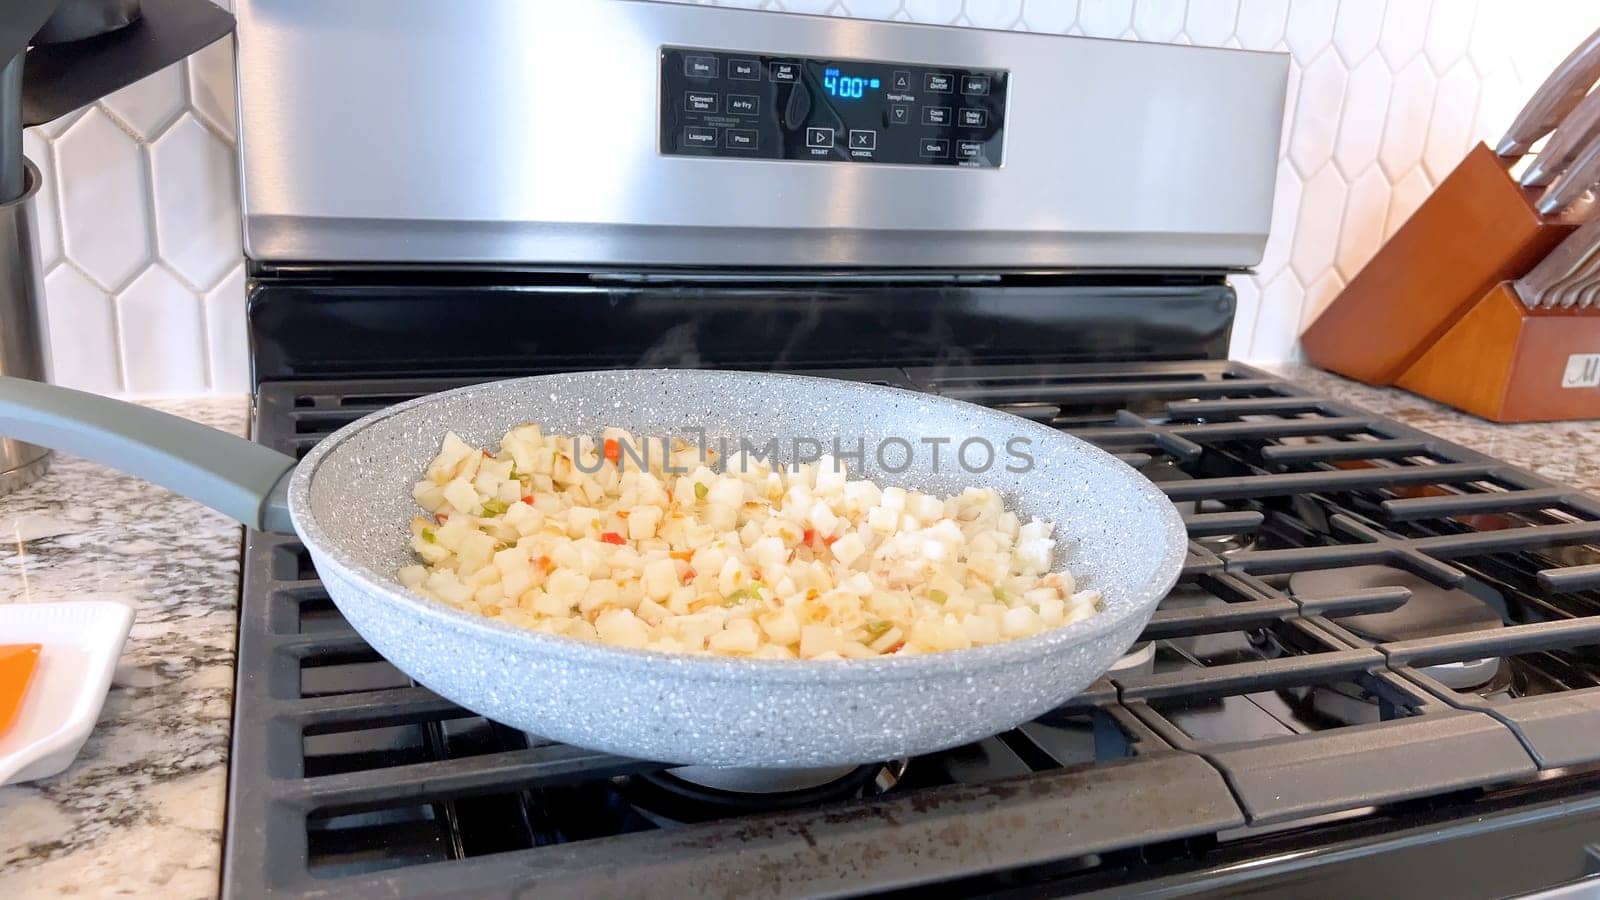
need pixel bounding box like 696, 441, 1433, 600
822, 67, 880, 100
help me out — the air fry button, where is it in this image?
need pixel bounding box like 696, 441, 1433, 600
806, 127, 835, 148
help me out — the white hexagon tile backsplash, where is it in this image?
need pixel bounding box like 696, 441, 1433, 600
21, 0, 1600, 395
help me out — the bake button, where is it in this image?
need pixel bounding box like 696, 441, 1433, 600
888, 104, 911, 125
919, 137, 950, 158
685, 91, 719, 113
806, 126, 835, 148
683, 126, 719, 147
957, 140, 984, 159
728, 94, 760, 115
725, 128, 759, 149
891, 70, 913, 91
925, 72, 953, 93
961, 75, 990, 95
849, 129, 877, 150
684, 55, 718, 79
769, 61, 801, 82
728, 58, 761, 80
959, 108, 987, 127
922, 106, 951, 125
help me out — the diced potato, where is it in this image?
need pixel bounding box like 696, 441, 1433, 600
403, 426, 1089, 659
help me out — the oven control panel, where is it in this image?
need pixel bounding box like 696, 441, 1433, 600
659, 46, 1008, 168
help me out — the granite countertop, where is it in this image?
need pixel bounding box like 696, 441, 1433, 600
1265, 364, 1600, 494
0, 397, 248, 898
0, 373, 1597, 897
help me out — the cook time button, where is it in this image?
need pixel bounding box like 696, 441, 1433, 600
684, 91, 719, 113
922, 106, 951, 125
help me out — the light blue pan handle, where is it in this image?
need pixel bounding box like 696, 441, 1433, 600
0, 375, 297, 532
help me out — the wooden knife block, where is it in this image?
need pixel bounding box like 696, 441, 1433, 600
1301, 143, 1583, 385
1395, 282, 1600, 422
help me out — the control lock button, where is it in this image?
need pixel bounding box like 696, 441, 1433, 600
957, 140, 984, 159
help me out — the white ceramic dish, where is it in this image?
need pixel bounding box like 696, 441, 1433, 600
0, 599, 134, 785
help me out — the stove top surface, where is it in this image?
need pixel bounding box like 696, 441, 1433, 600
225, 361, 1600, 898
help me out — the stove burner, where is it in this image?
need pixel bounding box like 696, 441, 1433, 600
1289, 565, 1515, 718
1283, 661, 1517, 727
1290, 565, 1507, 644
620, 761, 906, 826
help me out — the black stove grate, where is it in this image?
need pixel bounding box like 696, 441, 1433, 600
225, 361, 1600, 897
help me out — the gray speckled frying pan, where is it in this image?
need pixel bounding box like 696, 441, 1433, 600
0, 370, 1185, 767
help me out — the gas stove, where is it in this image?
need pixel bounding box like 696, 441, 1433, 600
222, 2, 1600, 895
226, 356, 1600, 898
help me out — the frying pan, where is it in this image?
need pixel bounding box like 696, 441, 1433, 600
0, 370, 1186, 767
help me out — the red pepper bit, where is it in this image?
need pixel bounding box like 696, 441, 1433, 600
824, 535, 839, 546
521, 495, 534, 505
802, 528, 816, 545
534, 556, 553, 573
482, 449, 492, 458
884, 640, 906, 654
603, 439, 620, 463
600, 532, 626, 545
681, 567, 696, 585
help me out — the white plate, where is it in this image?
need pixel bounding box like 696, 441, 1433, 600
0, 600, 134, 785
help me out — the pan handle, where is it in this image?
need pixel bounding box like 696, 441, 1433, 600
0, 375, 297, 532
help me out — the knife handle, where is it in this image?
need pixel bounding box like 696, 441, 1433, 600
1537, 129, 1600, 215
1497, 25, 1600, 157
1516, 213, 1600, 306
1523, 86, 1600, 186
